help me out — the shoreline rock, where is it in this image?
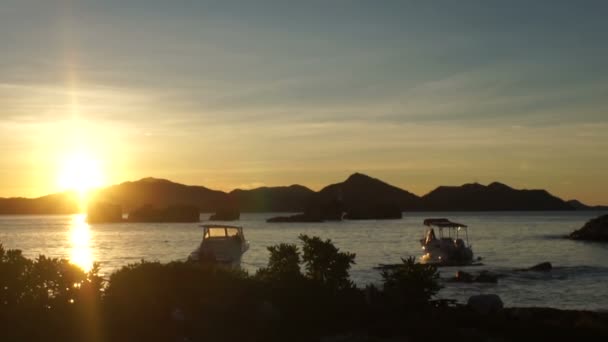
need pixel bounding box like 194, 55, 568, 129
569, 214, 608, 242
467, 294, 504, 314
266, 213, 323, 223
209, 208, 240, 221
449, 270, 499, 283
128, 204, 200, 222
86, 202, 123, 223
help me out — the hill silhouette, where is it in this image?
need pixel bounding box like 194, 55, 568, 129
309, 173, 419, 219
230, 185, 314, 212
0, 174, 599, 215
566, 199, 608, 211
0, 192, 79, 214
421, 182, 574, 211
317, 173, 419, 209
90, 177, 227, 212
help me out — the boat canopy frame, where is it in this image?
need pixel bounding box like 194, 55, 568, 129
423, 218, 469, 243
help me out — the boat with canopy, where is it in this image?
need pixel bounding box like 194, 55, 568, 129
420, 218, 473, 266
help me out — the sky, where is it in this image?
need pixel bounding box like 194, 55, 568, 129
0, 0, 607, 204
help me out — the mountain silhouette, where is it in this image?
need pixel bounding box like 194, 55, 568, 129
566, 200, 608, 211
91, 177, 227, 212
0, 174, 598, 215
229, 185, 314, 212
421, 182, 573, 211
0, 192, 79, 214
310, 173, 419, 219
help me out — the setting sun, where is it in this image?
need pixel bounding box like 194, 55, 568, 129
57, 151, 105, 195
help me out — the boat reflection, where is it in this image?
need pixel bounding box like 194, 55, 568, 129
69, 214, 94, 272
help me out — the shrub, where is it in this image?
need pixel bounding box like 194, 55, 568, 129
255, 243, 302, 283
299, 234, 356, 291
104, 260, 260, 341
0, 244, 103, 341
380, 257, 441, 309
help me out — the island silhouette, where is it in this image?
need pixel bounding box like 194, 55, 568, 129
0, 173, 605, 218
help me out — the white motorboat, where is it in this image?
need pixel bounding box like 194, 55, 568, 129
188, 224, 249, 268
420, 218, 473, 266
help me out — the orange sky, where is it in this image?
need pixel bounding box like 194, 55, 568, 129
0, 1, 607, 205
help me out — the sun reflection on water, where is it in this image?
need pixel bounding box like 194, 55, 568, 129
69, 214, 94, 272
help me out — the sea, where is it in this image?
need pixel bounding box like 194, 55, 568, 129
1, 211, 607, 311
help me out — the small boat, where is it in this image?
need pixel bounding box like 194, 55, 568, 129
420, 218, 473, 266
188, 224, 249, 267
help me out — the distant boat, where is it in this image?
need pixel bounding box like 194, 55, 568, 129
188, 224, 249, 268
420, 218, 473, 266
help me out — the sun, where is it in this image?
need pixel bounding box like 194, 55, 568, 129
57, 151, 105, 196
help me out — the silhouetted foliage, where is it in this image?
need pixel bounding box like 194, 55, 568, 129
2, 238, 606, 341
255, 243, 302, 282
0, 244, 103, 341
299, 234, 356, 291
104, 260, 261, 341
380, 257, 441, 309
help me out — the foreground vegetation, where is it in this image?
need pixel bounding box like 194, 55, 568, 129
1, 236, 607, 341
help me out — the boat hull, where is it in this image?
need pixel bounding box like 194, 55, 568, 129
420, 240, 473, 266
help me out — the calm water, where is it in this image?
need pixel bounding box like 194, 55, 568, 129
1, 212, 607, 311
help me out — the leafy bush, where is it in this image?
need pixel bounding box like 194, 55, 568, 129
255, 243, 302, 283
299, 234, 356, 291
0, 237, 446, 341
104, 260, 261, 341
0, 244, 103, 341
380, 257, 441, 309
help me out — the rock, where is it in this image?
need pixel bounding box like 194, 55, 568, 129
569, 214, 608, 242
475, 270, 499, 283
266, 213, 323, 223
343, 203, 402, 220
267, 199, 343, 223
209, 207, 240, 221
304, 198, 344, 221
528, 262, 552, 272
455, 270, 474, 282
467, 294, 503, 315
86, 202, 123, 223
450, 270, 498, 283
128, 204, 200, 222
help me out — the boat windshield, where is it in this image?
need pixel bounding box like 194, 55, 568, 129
207, 228, 227, 238
204, 226, 243, 239
226, 228, 240, 237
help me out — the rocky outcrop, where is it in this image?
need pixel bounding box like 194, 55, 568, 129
266, 214, 324, 223
266, 198, 343, 223
343, 203, 402, 220
209, 207, 240, 221
527, 262, 553, 271
127, 204, 200, 222
86, 202, 123, 223
569, 214, 608, 242
450, 270, 499, 283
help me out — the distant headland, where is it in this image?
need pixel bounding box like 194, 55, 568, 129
0, 173, 606, 216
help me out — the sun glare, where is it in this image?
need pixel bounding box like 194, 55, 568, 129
69, 214, 94, 272
57, 151, 105, 196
